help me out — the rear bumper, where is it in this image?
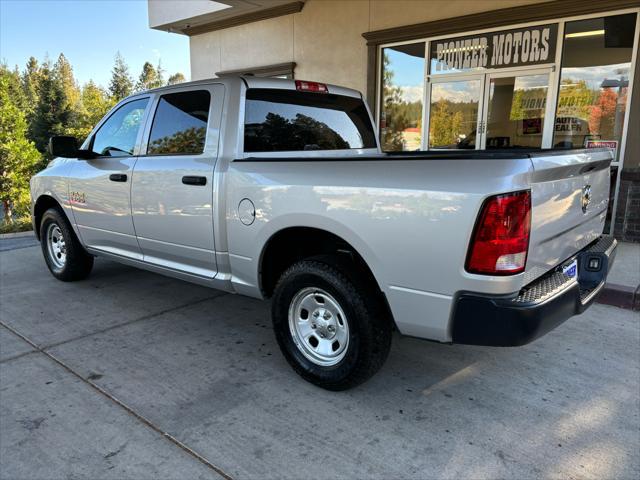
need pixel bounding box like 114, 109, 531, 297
451, 235, 617, 347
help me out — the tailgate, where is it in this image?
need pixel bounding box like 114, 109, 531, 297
525, 148, 613, 284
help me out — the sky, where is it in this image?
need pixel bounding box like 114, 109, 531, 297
0, 0, 190, 88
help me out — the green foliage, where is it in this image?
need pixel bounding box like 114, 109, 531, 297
109, 52, 134, 101
0, 68, 42, 222
148, 127, 206, 155
429, 99, 464, 147
30, 60, 72, 155
167, 72, 186, 85
21, 57, 43, 125
3, 51, 186, 227
69, 81, 115, 142
0, 216, 32, 234
380, 53, 422, 151
136, 61, 163, 91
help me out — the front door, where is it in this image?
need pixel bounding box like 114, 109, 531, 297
481, 68, 553, 149
425, 68, 554, 150
69, 97, 150, 259
131, 85, 222, 278
426, 75, 484, 149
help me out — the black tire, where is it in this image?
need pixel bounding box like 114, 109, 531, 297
272, 256, 392, 390
39, 207, 94, 281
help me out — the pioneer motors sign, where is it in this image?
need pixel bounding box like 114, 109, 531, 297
431, 24, 558, 73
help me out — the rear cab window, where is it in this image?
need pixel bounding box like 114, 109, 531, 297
243, 88, 377, 153
147, 90, 211, 155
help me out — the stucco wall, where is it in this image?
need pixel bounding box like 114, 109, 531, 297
189, 0, 550, 93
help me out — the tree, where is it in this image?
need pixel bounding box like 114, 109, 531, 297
429, 99, 463, 147
155, 60, 165, 87
136, 61, 162, 91
69, 80, 114, 142
109, 52, 133, 101
30, 60, 72, 156
0, 69, 42, 222
53, 54, 80, 111
167, 72, 186, 85
21, 57, 43, 126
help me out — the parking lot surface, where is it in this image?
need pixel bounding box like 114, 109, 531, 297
1, 243, 639, 479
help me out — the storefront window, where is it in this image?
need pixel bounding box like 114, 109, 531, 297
428, 79, 481, 149
486, 73, 549, 148
554, 13, 637, 156
380, 43, 425, 151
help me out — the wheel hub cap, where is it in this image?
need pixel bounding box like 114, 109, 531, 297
46, 223, 67, 269
288, 287, 349, 366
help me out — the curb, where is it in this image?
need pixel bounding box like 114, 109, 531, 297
596, 283, 640, 311
0, 230, 35, 239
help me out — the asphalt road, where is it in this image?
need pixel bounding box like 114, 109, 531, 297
1, 241, 639, 479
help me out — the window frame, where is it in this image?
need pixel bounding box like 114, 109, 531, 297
140, 86, 215, 158
85, 96, 151, 159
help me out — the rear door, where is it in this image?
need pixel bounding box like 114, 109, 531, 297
69, 97, 150, 259
525, 148, 613, 283
131, 84, 223, 278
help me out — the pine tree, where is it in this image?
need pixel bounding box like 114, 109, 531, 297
109, 52, 133, 101
136, 61, 161, 91
31, 60, 71, 156
0, 68, 42, 222
21, 57, 42, 126
156, 60, 165, 87
53, 53, 82, 135
167, 72, 186, 85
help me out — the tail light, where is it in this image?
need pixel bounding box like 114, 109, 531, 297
466, 190, 531, 275
295, 80, 328, 93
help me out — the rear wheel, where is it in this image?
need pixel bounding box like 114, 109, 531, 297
40, 208, 93, 281
272, 257, 392, 390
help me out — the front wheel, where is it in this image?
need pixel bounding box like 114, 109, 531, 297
40, 208, 94, 281
272, 257, 392, 390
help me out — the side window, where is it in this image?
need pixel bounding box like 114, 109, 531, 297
91, 98, 148, 157
244, 89, 377, 153
147, 90, 211, 155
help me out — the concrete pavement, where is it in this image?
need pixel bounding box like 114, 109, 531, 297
1, 242, 639, 479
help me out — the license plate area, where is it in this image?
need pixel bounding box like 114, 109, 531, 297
561, 259, 578, 279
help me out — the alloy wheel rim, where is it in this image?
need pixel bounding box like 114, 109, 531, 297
46, 223, 66, 269
288, 287, 349, 366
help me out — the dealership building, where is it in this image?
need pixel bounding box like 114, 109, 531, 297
148, 0, 640, 242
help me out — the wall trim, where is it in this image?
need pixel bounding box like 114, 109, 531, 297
216, 62, 296, 78
362, 0, 640, 46
183, 1, 304, 36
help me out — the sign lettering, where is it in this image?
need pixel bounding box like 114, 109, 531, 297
431, 24, 557, 73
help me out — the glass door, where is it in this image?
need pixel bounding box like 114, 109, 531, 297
425, 76, 483, 150
480, 68, 554, 149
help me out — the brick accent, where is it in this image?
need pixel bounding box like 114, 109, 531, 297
614, 168, 640, 243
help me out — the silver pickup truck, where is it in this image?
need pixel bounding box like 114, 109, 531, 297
31, 76, 616, 390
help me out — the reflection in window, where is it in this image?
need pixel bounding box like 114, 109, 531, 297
486, 73, 549, 148
244, 89, 376, 152
92, 98, 148, 156
380, 43, 425, 151
554, 13, 636, 156
429, 80, 481, 149
148, 91, 210, 155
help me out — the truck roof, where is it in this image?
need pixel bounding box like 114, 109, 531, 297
141, 75, 363, 99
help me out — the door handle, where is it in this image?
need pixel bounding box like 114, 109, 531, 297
109, 173, 127, 182
182, 176, 207, 186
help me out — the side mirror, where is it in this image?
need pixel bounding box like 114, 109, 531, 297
48, 136, 96, 159
48, 136, 78, 158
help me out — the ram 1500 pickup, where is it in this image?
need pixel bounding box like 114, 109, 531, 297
31, 76, 617, 390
